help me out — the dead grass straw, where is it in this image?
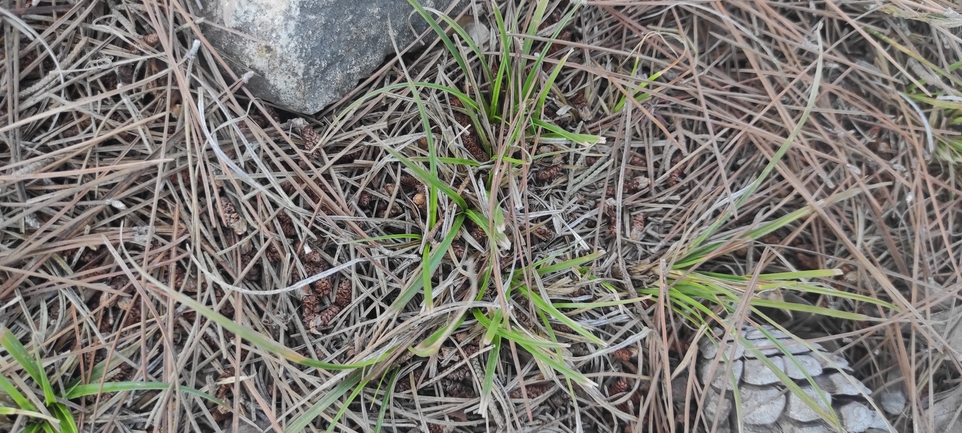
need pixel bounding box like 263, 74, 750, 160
1, 0, 961, 432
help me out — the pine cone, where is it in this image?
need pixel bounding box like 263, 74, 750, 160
696, 324, 891, 433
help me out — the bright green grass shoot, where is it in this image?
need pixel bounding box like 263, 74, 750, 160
635, 26, 899, 428
0, 325, 226, 433
866, 27, 962, 169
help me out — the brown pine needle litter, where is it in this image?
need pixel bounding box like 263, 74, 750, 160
1, 0, 960, 432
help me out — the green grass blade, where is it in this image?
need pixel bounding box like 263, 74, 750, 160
536, 250, 605, 276
0, 407, 56, 424
612, 57, 662, 112
64, 382, 227, 407
521, 0, 550, 56
0, 373, 36, 411
685, 32, 825, 253
286, 369, 363, 433
374, 371, 398, 432
534, 48, 571, 118
163, 288, 381, 370
49, 404, 77, 433
482, 308, 504, 346
33, 352, 56, 407
422, 243, 434, 309
516, 341, 589, 385
383, 147, 468, 210
389, 213, 465, 311
0, 326, 56, 405
326, 82, 479, 145
749, 303, 869, 320
326, 374, 371, 433
405, 0, 476, 96
410, 156, 481, 166
404, 71, 440, 229
489, 5, 509, 116
549, 298, 642, 309
471, 310, 566, 349
516, 285, 604, 346
531, 119, 604, 146
479, 335, 501, 418
422, 10, 495, 97
754, 270, 841, 280
676, 184, 876, 267
343, 233, 423, 244
411, 314, 467, 357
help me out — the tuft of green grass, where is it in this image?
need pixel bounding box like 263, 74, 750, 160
866, 27, 962, 169
0, 324, 225, 433
375, 0, 613, 409
626, 27, 899, 428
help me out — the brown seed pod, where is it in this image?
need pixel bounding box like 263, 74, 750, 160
334, 279, 352, 307
399, 174, 421, 188
550, 322, 573, 334
378, 204, 402, 219
314, 304, 343, 327
605, 222, 619, 237
509, 383, 551, 399
303, 257, 326, 276
608, 377, 630, 396
301, 245, 323, 264
447, 365, 472, 382
313, 275, 334, 298
301, 294, 321, 314
629, 213, 647, 241
262, 106, 280, 125
444, 380, 473, 398
462, 134, 487, 161
219, 199, 246, 235
531, 225, 554, 240
759, 233, 781, 245
668, 156, 685, 187
128, 33, 161, 51
795, 247, 820, 270
357, 191, 372, 208
394, 367, 424, 393
221, 202, 238, 226
613, 346, 639, 365
538, 144, 557, 155
535, 164, 562, 184
265, 243, 283, 263
276, 211, 297, 237
412, 192, 427, 209
625, 176, 650, 193
301, 125, 321, 149
570, 88, 588, 110
449, 241, 466, 261
468, 223, 487, 242
461, 344, 480, 358
627, 153, 646, 167
602, 199, 617, 219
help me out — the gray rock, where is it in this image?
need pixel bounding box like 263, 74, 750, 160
197, 0, 459, 114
